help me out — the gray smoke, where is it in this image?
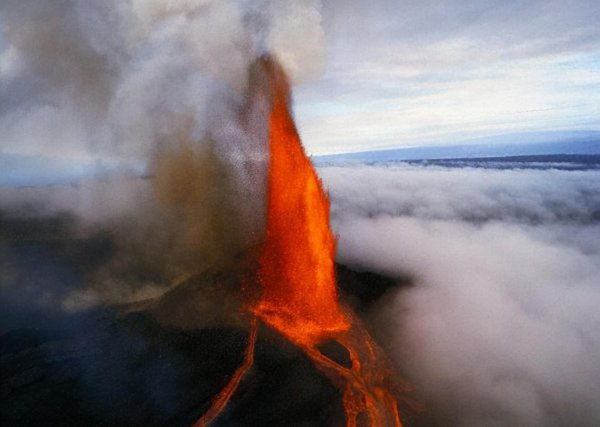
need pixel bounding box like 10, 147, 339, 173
0, 0, 324, 160
0, 0, 325, 309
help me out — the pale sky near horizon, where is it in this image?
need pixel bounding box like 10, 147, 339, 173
0, 0, 599, 166
296, 0, 600, 154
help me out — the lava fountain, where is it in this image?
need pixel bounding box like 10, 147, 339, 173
194, 56, 405, 427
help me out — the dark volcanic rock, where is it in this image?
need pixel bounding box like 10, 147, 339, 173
1, 311, 344, 427
1, 232, 412, 426
336, 264, 413, 311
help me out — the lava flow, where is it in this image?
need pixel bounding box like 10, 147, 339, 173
194, 56, 404, 427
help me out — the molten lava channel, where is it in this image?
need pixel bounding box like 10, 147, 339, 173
194, 56, 404, 427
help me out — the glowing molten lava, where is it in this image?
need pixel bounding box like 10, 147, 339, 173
252, 58, 350, 345
193, 319, 257, 427
194, 56, 405, 427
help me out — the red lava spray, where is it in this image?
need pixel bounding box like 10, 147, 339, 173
194, 56, 404, 427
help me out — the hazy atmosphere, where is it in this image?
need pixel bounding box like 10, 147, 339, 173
1, 1, 599, 426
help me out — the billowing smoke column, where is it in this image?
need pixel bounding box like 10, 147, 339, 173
0, 0, 326, 307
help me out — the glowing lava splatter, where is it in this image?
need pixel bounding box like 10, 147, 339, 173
252, 57, 350, 346
194, 56, 404, 427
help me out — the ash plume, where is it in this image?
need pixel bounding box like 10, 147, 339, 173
0, 0, 325, 309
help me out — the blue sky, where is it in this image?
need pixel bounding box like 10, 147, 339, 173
295, 0, 600, 154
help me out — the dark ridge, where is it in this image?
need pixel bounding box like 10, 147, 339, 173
415, 154, 600, 163
405, 154, 600, 170
336, 264, 413, 312
0, 211, 77, 241
313, 134, 600, 165
0, 328, 72, 355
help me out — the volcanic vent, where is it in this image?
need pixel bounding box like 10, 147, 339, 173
191, 56, 407, 427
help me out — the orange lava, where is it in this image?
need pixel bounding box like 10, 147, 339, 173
193, 319, 257, 427
252, 56, 403, 427
193, 55, 404, 427
252, 57, 350, 346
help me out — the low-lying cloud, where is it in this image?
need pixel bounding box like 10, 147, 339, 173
321, 164, 600, 226
320, 163, 600, 426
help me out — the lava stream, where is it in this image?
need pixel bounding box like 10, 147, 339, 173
193, 319, 257, 427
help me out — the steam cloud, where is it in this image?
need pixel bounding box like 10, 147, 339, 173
320, 163, 600, 427
1, 0, 325, 308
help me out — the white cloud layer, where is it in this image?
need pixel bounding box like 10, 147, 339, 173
321, 163, 600, 426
